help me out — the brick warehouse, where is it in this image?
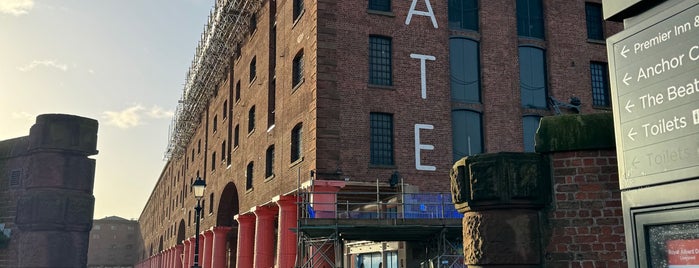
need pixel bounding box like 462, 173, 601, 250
134, 0, 621, 268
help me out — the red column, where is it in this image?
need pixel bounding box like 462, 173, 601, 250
183, 239, 191, 268
169, 247, 175, 268
212, 226, 233, 268
235, 213, 256, 268
274, 195, 298, 268
156, 253, 161, 268
203, 230, 214, 268
306, 180, 345, 218
188, 237, 196, 268
175, 244, 185, 268
252, 206, 278, 268
164, 249, 170, 268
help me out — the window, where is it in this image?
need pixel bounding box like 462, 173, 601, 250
9, 170, 21, 187
291, 123, 303, 163
248, 106, 256, 133
222, 101, 228, 119
234, 125, 240, 148
370, 113, 394, 166
519, 46, 547, 108
198, 139, 201, 154
268, 78, 276, 127
452, 110, 483, 161
265, 145, 275, 178
448, 0, 478, 31
221, 141, 226, 161
292, 51, 304, 88
523, 115, 542, 152
450, 38, 481, 103
369, 0, 391, 12
590, 62, 610, 107
191, 149, 194, 162
188, 210, 191, 226
293, 0, 304, 20
209, 193, 214, 214
585, 3, 604, 40
250, 15, 257, 33
235, 80, 241, 102
201, 200, 205, 218
516, 0, 544, 39
211, 152, 216, 171
111, 225, 117, 230
213, 115, 218, 132
250, 56, 257, 83
246, 161, 254, 190
94, 224, 101, 230
369, 36, 392, 86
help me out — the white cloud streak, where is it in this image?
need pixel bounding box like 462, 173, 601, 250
17, 60, 69, 72
0, 0, 34, 15
103, 105, 174, 129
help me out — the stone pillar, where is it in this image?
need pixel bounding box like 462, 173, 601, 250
212, 226, 232, 268
274, 195, 298, 268
188, 237, 196, 268
235, 214, 256, 268
252, 206, 277, 268
450, 153, 549, 267
303, 180, 345, 218
15, 114, 99, 267
183, 239, 191, 268
175, 244, 184, 268
203, 230, 214, 268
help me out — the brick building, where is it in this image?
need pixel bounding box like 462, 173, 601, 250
88, 216, 140, 268
135, 0, 620, 267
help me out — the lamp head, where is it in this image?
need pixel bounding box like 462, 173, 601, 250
193, 176, 206, 199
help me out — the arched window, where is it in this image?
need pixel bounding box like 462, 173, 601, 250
519, 46, 547, 108
451, 109, 483, 161
292, 50, 304, 88
291, 123, 303, 163
450, 38, 480, 103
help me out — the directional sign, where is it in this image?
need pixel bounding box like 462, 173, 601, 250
608, 1, 699, 189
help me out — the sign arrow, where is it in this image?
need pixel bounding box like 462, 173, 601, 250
620, 45, 629, 58
623, 73, 632, 86
628, 128, 638, 141
625, 100, 635, 113
632, 156, 640, 168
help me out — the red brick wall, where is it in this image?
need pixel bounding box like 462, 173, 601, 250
545, 150, 626, 268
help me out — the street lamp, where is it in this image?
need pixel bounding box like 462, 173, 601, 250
192, 176, 206, 268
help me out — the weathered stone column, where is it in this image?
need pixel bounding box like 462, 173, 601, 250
235, 214, 256, 268
451, 152, 549, 267
15, 114, 98, 267
274, 195, 298, 268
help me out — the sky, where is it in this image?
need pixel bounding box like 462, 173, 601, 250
0, 0, 213, 220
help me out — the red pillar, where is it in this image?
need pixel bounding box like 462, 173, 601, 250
199, 234, 205, 267
274, 195, 298, 268
235, 213, 256, 268
252, 206, 278, 268
188, 237, 196, 268
169, 247, 175, 268
175, 244, 185, 268
164, 249, 170, 268
306, 180, 345, 218
212, 226, 233, 268
203, 230, 214, 268
183, 239, 191, 268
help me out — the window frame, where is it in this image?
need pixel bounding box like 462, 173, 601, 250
249, 56, 257, 83
292, 50, 304, 89
518, 45, 548, 109
368, 0, 391, 12
516, 0, 545, 39
585, 2, 605, 41
370, 112, 394, 166
293, 0, 305, 22
248, 105, 256, 134
451, 109, 483, 161
368, 36, 393, 86
448, 0, 479, 31
265, 145, 275, 178
449, 37, 481, 103
522, 115, 542, 152
291, 123, 303, 163
246, 161, 254, 190
590, 62, 611, 107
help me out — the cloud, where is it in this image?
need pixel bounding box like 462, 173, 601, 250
103, 105, 173, 129
0, 0, 34, 15
17, 60, 68, 72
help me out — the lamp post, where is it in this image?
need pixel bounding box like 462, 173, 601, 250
192, 176, 206, 268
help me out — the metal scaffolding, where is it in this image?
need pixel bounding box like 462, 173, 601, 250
165, 0, 264, 160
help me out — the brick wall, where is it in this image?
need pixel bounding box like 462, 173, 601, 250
544, 150, 626, 268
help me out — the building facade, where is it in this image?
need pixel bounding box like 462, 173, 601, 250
88, 216, 140, 268
136, 0, 620, 267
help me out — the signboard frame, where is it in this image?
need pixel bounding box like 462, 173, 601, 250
607, 1, 699, 190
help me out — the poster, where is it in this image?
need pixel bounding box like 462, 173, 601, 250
667, 239, 699, 267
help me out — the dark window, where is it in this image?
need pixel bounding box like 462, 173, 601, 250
451, 110, 483, 161
201, 200, 205, 218
9, 170, 21, 187
197, 139, 201, 153
213, 115, 218, 132
370, 113, 394, 165
369, 36, 392, 86
250, 15, 257, 33
223, 100, 228, 119
248, 106, 256, 133
523, 115, 542, 152
516, 0, 544, 39
246, 162, 254, 190
265, 145, 275, 178
450, 38, 480, 103
209, 193, 214, 214
369, 0, 391, 12
291, 123, 303, 163
221, 141, 226, 161
211, 152, 216, 171
293, 0, 304, 20
191, 149, 194, 162
292, 51, 304, 88
590, 62, 610, 107
448, 0, 478, 31
235, 80, 241, 102
519, 46, 547, 108
188, 210, 191, 226
586, 3, 604, 40
250, 57, 257, 82
268, 78, 276, 127
234, 125, 240, 147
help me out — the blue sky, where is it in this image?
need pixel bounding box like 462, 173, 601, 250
0, 0, 212, 219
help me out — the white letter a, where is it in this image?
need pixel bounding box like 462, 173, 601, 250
405, 0, 438, 29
